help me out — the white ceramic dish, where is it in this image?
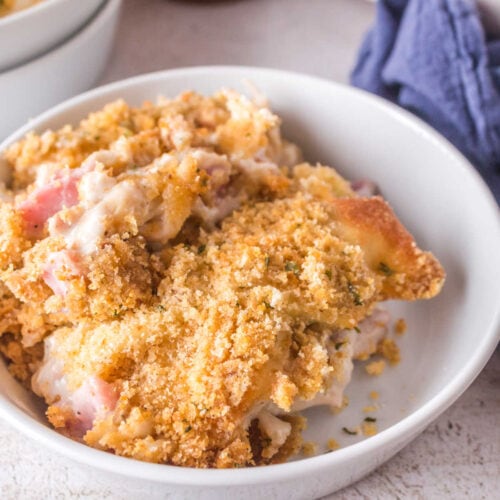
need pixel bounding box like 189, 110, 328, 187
0, 67, 498, 500
0, 0, 121, 142
0, 0, 104, 72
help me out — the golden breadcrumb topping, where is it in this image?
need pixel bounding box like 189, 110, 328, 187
0, 89, 445, 468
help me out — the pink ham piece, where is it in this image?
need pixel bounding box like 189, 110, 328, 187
32, 337, 120, 439
351, 179, 379, 198
18, 176, 80, 237
67, 376, 119, 437
42, 249, 81, 296
17, 151, 111, 238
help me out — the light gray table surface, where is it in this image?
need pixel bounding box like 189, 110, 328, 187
1, 0, 499, 498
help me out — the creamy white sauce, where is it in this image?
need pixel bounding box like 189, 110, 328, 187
78, 170, 117, 207
291, 308, 389, 412
32, 336, 69, 404
192, 195, 241, 228
237, 157, 280, 178
257, 410, 292, 455
352, 308, 390, 358
34, 163, 59, 188
64, 180, 151, 254
190, 150, 231, 179
291, 345, 354, 412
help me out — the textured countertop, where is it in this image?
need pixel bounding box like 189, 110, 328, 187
1, 0, 499, 498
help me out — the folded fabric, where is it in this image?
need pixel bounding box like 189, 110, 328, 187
351, 0, 500, 203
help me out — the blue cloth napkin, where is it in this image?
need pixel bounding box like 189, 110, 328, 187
351, 0, 500, 203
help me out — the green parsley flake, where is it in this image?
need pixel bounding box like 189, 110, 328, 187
378, 262, 394, 276
285, 261, 300, 276
347, 282, 363, 306
342, 427, 358, 436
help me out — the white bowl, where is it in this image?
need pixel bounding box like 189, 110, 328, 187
0, 0, 104, 72
0, 0, 121, 141
0, 67, 499, 500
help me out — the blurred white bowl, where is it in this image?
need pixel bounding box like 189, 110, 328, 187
0, 67, 499, 499
0, 0, 104, 72
0, 0, 121, 141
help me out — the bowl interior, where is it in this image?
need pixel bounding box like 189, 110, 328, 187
0, 67, 499, 479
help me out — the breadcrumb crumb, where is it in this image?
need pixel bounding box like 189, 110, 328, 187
377, 338, 401, 365
327, 438, 340, 451
302, 441, 318, 457
365, 359, 386, 376
394, 318, 407, 335
361, 421, 378, 437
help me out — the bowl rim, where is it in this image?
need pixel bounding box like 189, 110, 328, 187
0, 65, 499, 486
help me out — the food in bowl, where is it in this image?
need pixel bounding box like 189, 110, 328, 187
0, 0, 43, 17
0, 89, 445, 468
